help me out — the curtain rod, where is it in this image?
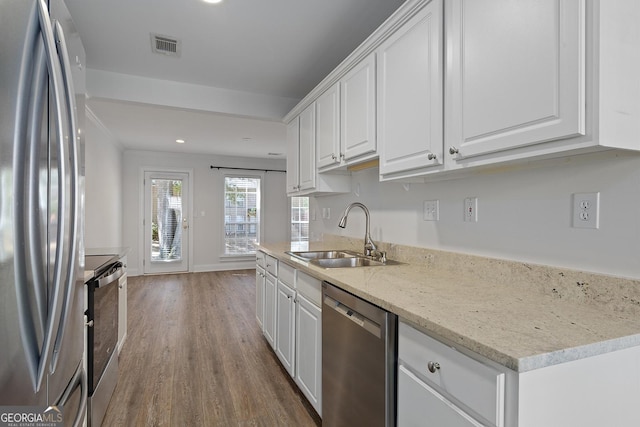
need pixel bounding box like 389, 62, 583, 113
210, 166, 286, 173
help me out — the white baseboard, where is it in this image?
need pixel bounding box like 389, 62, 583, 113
125, 262, 255, 277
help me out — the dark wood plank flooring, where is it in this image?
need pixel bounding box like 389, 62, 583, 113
102, 270, 321, 427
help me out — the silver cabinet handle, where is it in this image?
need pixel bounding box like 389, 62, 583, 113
449, 147, 459, 155
428, 153, 437, 160
86, 320, 94, 328
427, 361, 440, 373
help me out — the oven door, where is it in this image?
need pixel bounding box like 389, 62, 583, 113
87, 261, 123, 426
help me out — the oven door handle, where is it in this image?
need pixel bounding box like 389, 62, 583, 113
96, 263, 125, 288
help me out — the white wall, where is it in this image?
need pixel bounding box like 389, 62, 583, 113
84, 109, 123, 248
122, 150, 288, 276
311, 150, 640, 280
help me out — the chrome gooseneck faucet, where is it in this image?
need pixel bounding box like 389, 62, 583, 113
338, 202, 378, 257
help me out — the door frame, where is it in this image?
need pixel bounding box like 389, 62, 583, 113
138, 167, 194, 274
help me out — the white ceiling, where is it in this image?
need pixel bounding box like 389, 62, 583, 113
65, 0, 406, 158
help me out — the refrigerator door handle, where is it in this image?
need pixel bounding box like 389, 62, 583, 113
14, 1, 47, 392
50, 19, 80, 374
34, 0, 68, 390
26, 36, 49, 352
55, 363, 88, 427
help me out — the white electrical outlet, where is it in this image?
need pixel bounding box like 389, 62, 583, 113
423, 200, 439, 221
572, 192, 599, 229
464, 197, 478, 222
322, 207, 331, 219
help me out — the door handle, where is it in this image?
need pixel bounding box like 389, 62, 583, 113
51, 19, 81, 374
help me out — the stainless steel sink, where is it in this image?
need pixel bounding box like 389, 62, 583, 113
311, 257, 385, 268
286, 249, 401, 268
286, 250, 359, 260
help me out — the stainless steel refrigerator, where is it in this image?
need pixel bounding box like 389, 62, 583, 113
1, 0, 87, 425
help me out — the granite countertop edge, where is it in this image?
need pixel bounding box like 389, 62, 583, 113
256, 241, 640, 373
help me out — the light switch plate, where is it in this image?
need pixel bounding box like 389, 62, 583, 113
423, 200, 439, 221
464, 197, 478, 222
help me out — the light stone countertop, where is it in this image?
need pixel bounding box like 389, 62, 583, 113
257, 236, 640, 372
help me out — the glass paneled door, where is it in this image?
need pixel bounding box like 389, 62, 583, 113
144, 171, 190, 274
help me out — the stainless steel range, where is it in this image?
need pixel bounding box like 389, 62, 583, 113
85, 255, 124, 427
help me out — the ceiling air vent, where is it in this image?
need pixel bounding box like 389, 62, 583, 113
151, 33, 181, 57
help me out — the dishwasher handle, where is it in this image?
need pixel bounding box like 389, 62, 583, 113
324, 295, 382, 338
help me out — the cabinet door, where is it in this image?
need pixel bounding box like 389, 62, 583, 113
275, 280, 296, 377
446, 0, 585, 160
255, 266, 265, 329
295, 294, 322, 416
341, 53, 376, 161
377, 0, 443, 177
263, 272, 277, 350
286, 118, 300, 194
398, 365, 484, 427
316, 83, 341, 169
117, 273, 127, 354
298, 104, 316, 191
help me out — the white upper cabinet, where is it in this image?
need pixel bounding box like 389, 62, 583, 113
340, 53, 377, 163
317, 53, 377, 173
445, 0, 586, 161
285, 0, 640, 183
316, 83, 341, 169
377, 0, 443, 179
298, 104, 316, 191
287, 102, 351, 196
286, 117, 300, 193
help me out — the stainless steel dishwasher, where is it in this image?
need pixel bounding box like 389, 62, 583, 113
322, 282, 397, 427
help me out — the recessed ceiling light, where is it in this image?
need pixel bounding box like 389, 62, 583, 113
203, 0, 223, 4
268, 152, 283, 156
176, 139, 185, 144
242, 137, 252, 142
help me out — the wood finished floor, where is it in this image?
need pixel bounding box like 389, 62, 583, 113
102, 270, 321, 427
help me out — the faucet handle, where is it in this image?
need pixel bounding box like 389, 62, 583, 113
371, 250, 387, 263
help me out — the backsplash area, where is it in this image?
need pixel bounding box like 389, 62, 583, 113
310, 150, 640, 280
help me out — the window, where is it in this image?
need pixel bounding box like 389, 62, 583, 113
291, 196, 309, 243
151, 178, 183, 261
224, 176, 261, 255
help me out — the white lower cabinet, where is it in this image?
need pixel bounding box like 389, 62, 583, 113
295, 292, 322, 416
117, 264, 128, 354
398, 366, 483, 427
399, 319, 640, 427
255, 257, 322, 417
263, 271, 277, 350
275, 279, 296, 377
398, 320, 505, 427
255, 266, 265, 329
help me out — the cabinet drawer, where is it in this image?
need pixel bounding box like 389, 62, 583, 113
399, 321, 505, 426
265, 255, 278, 276
278, 262, 296, 287
398, 365, 484, 427
296, 271, 322, 307
256, 251, 266, 268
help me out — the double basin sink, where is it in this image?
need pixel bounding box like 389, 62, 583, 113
286, 249, 400, 268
